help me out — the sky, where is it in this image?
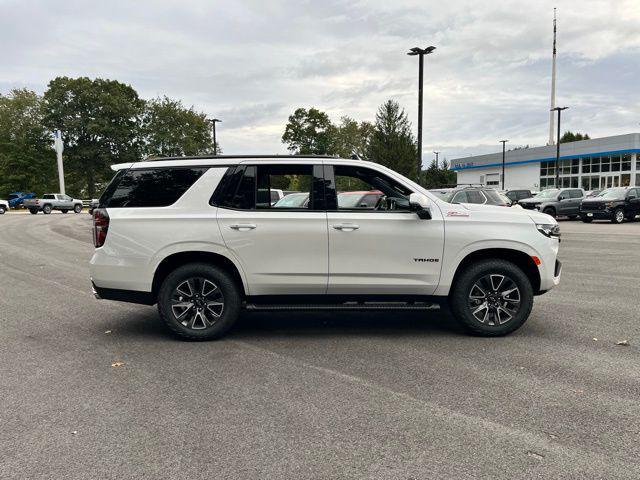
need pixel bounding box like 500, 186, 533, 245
1, 0, 639, 165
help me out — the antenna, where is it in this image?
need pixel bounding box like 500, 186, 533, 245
548, 8, 557, 145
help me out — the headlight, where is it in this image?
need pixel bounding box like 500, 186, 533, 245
536, 223, 560, 238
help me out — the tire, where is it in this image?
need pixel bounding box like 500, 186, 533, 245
0, 206, 5, 214
29, 208, 38, 215
543, 207, 556, 218
611, 208, 624, 224
157, 263, 241, 340
581, 216, 593, 223
449, 259, 534, 337
42, 204, 52, 215
74, 204, 82, 213
568, 215, 578, 220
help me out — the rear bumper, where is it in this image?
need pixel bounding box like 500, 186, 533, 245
92, 282, 155, 305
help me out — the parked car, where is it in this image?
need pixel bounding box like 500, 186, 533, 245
580, 187, 640, 224
7, 192, 36, 208
257, 188, 284, 206
24, 193, 83, 214
503, 189, 534, 205
0, 199, 8, 214
337, 190, 384, 209
88, 199, 99, 215
90, 155, 561, 340
519, 188, 584, 219
273, 192, 309, 208
442, 187, 510, 207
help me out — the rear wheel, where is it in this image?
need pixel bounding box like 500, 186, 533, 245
449, 259, 534, 336
611, 208, 624, 224
42, 204, 52, 214
157, 263, 241, 340
0, 206, 5, 214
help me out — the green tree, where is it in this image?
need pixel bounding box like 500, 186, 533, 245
42, 77, 143, 197
559, 131, 590, 143
365, 100, 418, 179
331, 116, 374, 159
282, 107, 335, 155
0, 89, 57, 197
141, 96, 214, 158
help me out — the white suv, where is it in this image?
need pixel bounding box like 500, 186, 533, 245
90, 155, 562, 339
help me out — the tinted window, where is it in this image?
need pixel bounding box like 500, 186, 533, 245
256, 165, 313, 209
569, 189, 583, 198
104, 167, 207, 208
466, 190, 486, 204
43, 194, 55, 199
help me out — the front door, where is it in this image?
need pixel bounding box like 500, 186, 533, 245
325, 164, 444, 295
215, 163, 328, 296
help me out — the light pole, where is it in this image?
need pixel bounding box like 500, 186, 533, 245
210, 118, 222, 155
433, 151, 440, 168
551, 107, 568, 187
407, 46, 436, 181
499, 140, 508, 190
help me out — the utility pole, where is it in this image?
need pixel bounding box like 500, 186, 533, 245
499, 140, 508, 190
54, 130, 65, 194
407, 46, 436, 181
433, 151, 440, 168
548, 8, 558, 145
210, 118, 222, 155
551, 107, 568, 187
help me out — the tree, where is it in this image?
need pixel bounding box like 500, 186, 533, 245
365, 100, 418, 179
559, 131, 590, 143
282, 107, 335, 155
0, 89, 57, 197
141, 96, 214, 158
42, 77, 144, 197
331, 116, 374, 159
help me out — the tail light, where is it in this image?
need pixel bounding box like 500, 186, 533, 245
93, 208, 109, 247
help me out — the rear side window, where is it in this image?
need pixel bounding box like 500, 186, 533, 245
43, 194, 55, 199
466, 191, 486, 204
102, 167, 207, 208
569, 189, 583, 198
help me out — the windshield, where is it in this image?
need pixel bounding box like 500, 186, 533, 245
274, 193, 308, 208
534, 189, 559, 199
429, 190, 451, 200
597, 188, 626, 200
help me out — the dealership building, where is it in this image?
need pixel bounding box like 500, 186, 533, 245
451, 133, 640, 191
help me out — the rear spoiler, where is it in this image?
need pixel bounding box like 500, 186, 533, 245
111, 163, 134, 171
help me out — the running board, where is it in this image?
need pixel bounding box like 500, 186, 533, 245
244, 302, 440, 312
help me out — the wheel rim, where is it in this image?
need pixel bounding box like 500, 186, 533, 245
170, 277, 224, 330
467, 274, 521, 326
616, 210, 624, 222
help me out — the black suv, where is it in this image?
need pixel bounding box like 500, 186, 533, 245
441, 187, 510, 206
580, 187, 640, 224
504, 189, 534, 205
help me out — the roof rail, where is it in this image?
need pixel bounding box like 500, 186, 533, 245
144, 154, 342, 162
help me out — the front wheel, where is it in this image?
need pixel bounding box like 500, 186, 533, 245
611, 208, 624, 224
157, 263, 241, 340
543, 207, 556, 218
0, 206, 5, 214
449, 259, 534, 336
74, 204, 82, 213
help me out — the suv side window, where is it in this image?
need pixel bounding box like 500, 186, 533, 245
569, 189, 583, 199
466, 190, 486, 204
104, 167, 207, 208
451, 191, 468, 203
327, 165, 412, 211
256, 164, 313, 209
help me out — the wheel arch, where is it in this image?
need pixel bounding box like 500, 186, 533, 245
450, 248, 541, 295
151, 251, 247, 300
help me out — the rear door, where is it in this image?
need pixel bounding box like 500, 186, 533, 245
215, 163, 329, 295
325, 163, 444, 295
628, 188, 640, 217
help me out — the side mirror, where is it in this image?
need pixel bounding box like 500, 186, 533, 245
409, 193, 432, 220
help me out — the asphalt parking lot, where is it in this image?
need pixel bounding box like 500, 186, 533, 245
1, 213, 639, 479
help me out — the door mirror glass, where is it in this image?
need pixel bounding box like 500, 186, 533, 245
409, 193, 431, 219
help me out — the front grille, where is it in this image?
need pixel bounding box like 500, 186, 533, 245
581, 203, 604, 211
521, 203, 538, 210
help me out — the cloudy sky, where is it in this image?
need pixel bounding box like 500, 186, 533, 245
1, 0, 639, 165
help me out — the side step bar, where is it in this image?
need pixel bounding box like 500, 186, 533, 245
244, 302, 440, 312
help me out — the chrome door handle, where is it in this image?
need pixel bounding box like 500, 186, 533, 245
332, 223, 359, 231
229, 223, 256, 231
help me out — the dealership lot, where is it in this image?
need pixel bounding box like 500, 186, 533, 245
1, 214, 639, 479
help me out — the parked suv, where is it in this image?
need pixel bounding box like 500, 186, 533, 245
441, 187, 510, 207
90, 156, 562, 340
580, 187, 640, 223
519, 188, 584, 219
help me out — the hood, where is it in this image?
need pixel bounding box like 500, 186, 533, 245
458, 202, 556, 224
582, 196, 619, 203
519, 198, 542, 204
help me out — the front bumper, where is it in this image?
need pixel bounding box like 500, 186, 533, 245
580, 209, 612, 219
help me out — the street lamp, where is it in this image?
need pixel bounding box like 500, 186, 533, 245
210, 118, 222, 155
499, 140, 508, 190
407, 46, 436, 181
433, 151, 440, 167
551, 107, 568, 187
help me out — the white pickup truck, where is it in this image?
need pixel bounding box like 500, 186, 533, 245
24, 193, 83, 214
0, 199, 8, 214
